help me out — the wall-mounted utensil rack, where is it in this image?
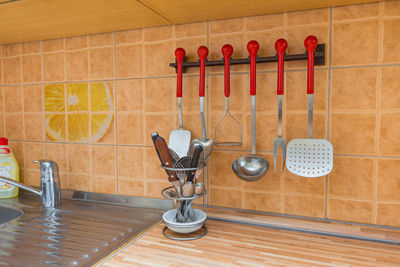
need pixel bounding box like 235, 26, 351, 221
170, 44, 325, 73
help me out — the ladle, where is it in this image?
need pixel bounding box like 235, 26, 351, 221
232, 40, 269, 182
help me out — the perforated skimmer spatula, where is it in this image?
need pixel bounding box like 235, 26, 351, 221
286, 36, 333, 178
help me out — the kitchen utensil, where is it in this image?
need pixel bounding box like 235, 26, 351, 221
214, 44, 242, 147
151, 132, 181, 195
187, 145, 203, 183
182, 181, 195, 197
286, 36, 333, 178
169, 148, 179, 163
174, 156, 190, 186
165, 190, 179, 198
194, 182, 204, 195
273, 38, 288, 174
190, 46, 214, 160
163, 208, 207, 233
168, 48, 191, 158
232, 41, 269, 182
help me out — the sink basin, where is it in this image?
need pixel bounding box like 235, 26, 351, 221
0, 206, 22, 224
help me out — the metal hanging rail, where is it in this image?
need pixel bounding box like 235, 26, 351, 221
169, 44, 325, 73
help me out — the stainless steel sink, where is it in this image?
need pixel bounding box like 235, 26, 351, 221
0, 190, 173, 266
0, 206, 22, 224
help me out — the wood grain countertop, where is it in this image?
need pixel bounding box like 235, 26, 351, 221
102, 219, 400, 266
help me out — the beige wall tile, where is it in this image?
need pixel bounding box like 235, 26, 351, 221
22, 54, 42, 83
328, 199, 372, 224
377, 159, 400, 201
2, 44, 20, 57
43, 39, 64, 52
3, 57, 22, 84
380, 113, 400, 156
144, 25, 172, 42
333, 20, 379, 66
329, 157, 373, 200
144, 114, 175, 146
143, 41, 175, 76
383, 19, 400, 63
246, 13, 284, 31
210, 112, 244, 148
89, 47, 114, 79
243, 154, 281, 192
244, 113, 277, 151
65, 36, 87, 50
285, 172, 324, 195
244, 192, 281, 213
89, 33, 113, 47
180, 76, 203, 112
143, 147, 167, 181
92, 176, 116, 194
332, 68, 377, 110
144, 78, 174, 112
116, 80, 143, 112
24, 142, 45, 169
209, 150, 244, 187
181, 113, 203, 140
288, 8, 329, 26
285, 195, 324, 218
25, 169, 40, 187
117, 113, 143, 145
209, 74, 244, 113
146, 181, 170, 198
117, 147, 143, 179
210, 18, 244, 35
21, 41, 41, 54
118, 179, 144, 196
46, 143, 67, 172
116, 44, 143, 78
5, 114, 23, 140
243, 72, 277, 112
384, 0, 400, 16
4, 86, 23, 112
44, 52, 65, 82
9, 141, 24, 169
331, 113, 376, 155
286, 70, 327, 111
91, 145, 116, 177
65, 50, 88, 81
210, 187, 242, 209
286, 114, 326, 141
377, 204, 400, 227
333, 2, 379, 21
116, 29, 142, 44
24, 114, 44, 141
175, 22, 207, 38
23, 85, 42, 112
68, 174, 90, 191
67, 144, 90, 174
381, 66, 400, 110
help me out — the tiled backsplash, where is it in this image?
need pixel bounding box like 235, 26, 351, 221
1, 1, 400, 227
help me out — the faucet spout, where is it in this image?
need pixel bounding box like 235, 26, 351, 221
0, 176, 42, 196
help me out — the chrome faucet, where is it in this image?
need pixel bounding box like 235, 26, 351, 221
0, 160, 61, 208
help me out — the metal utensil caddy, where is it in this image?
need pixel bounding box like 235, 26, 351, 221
160, 144, 208, 241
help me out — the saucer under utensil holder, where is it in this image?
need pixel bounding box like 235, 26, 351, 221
160, 159, 208, 240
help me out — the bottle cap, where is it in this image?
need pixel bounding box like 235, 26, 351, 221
0, 137, 8, 145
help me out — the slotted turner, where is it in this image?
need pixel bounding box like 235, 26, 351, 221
286, 36, 333, 178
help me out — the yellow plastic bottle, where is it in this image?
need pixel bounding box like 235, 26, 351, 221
0, 137, 19, 198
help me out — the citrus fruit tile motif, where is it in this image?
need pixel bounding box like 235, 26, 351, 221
45, 82, 113, 142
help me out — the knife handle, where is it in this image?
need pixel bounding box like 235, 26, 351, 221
187, 145, 203, 183
304, 35, 318, 95
152, 133, 178, 182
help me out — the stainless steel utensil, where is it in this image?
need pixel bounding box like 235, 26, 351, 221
195, 182, 204, 195
182, 181, 195, 197
286, 36, 333, 178
232, 40, 269, 182
273, 38, 288, 174
174, 156, 190, 186
168, 48, 191, 158
191, 46, 214, 160
214, 44, 242, 147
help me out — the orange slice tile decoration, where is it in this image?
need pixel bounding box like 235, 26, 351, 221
45, 82, 113, 142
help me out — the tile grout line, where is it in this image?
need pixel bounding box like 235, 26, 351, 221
325, 6, 333, 219
113, 31, 119, 195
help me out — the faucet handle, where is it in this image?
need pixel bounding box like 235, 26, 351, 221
33, 160, 60, 184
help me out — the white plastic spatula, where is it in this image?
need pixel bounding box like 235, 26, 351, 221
169, 48, 191, 158
286, 36, 333, 178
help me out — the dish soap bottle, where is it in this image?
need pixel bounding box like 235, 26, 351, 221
0, 138, 19, 198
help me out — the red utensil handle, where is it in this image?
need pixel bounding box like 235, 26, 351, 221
304, 35, 318, 95
275, 39, 287, 95
247, 40, 259, 96
222, 44, 233, 97
175, 48, 185, 97
197, 46, 208, 97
